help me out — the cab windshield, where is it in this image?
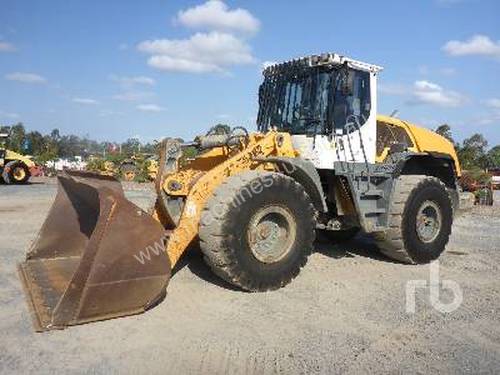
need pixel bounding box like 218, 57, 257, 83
257, 66, 371, 135
257, 67, 335, 135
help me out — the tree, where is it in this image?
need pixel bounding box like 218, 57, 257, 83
141, 142, 157, 154
58, 134, 86, 158
50, 128, 61, 143
35, 135, 58, 164
38, 129, 61, 160
25, 131, 45, 155
121, 137, 141, 156
7, 122, 26, 152
462, 133, 488, 152
435, 124, 454, 144
458, 133, 488, 170
487, 145, 500, 168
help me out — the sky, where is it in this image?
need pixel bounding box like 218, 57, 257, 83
0, 0, 499, 145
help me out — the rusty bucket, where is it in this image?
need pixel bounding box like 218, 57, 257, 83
18, 171, 171, 331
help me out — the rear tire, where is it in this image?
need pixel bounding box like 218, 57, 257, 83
375, 175, 453, 264
2, 160, 30, 184
199, 171, 316, 291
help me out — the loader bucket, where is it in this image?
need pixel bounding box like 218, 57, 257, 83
18, 171, 171, 331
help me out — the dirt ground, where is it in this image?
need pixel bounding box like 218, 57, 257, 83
1, 177, 499, 374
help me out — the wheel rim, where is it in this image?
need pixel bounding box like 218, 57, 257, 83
416, 200, 442, 243
13, 166, 26, 181
247, 205, 297, 263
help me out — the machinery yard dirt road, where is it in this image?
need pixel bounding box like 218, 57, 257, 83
1, 178, 499, 374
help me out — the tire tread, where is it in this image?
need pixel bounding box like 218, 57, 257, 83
199, 171, 315, 291
376, 175, 452, 264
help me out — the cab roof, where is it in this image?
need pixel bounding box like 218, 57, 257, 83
263, 53, 384, 77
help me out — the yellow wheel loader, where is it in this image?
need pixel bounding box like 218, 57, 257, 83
119, 155, 159, 182
19, 53, 462, 331
90, 156, 158, 181
0, 132, 36, 184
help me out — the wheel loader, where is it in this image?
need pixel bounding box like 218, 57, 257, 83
18, 53, 461, 331
119, 155, 159, 181
0, 131, 36, 184
87, 155, 158, 181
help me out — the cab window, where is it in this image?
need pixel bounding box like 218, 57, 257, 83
332, 70, 371, 132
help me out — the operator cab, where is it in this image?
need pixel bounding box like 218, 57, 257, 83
257, 53, 382, 168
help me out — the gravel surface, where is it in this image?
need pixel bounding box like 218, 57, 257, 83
0, 178, 499, 374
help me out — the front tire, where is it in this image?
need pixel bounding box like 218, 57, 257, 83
2, 161, 30, 184
199, 171, 316, 291
375, 175, 453, 264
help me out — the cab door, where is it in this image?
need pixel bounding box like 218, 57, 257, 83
331, 69, 377, 165
291, 69, 377, 169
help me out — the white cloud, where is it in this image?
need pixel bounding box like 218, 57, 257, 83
484, 98, 500, 109
72, 97, 98, 105
381, 80, 466, 107
443, 35, 500, 58
118, 43, 129, 51
147, 55, 222, 73
414, 80, 442, 91
0, 110, 19, 119
176, 0, 260, 35
472, 111, 500, 125
412, 80, 466, 107
110, 75, 155, 86
138, 31, 255, 74
0, 41, 16, 52
113, 91, 155, 102
379, 82, 408, 96
136, 104, 166, 112
5, 72, 46, 84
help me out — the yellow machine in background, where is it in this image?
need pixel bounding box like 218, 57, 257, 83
19, 53, 462, 331
87, 155, 159, 181
0, 132, 36, 184
116, 155, 158, 182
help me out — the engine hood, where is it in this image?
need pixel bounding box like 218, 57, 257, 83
5, 149, 36, 168
377, 115, 461, 176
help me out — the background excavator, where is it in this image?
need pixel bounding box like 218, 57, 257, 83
19, 53, 461, 331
